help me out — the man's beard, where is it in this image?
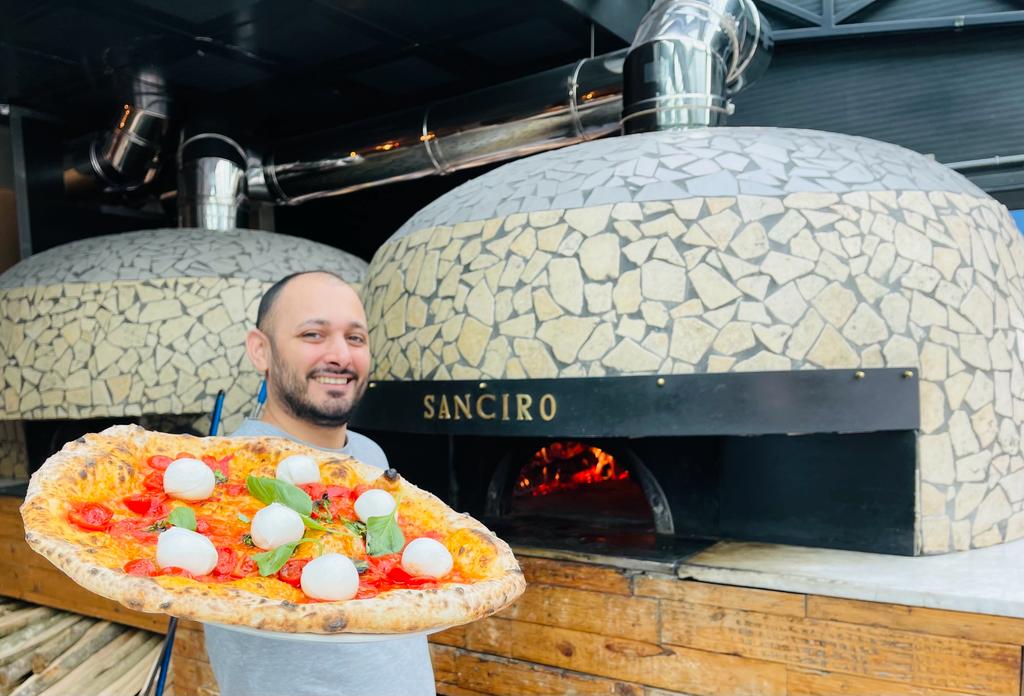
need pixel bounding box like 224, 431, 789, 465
269, 352, 366, 427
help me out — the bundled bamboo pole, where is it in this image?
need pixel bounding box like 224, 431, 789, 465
9, 621, 123, 696
28, 619, 94, 674
0, 615, 81, 690
0, 615, 77, 664
0, 610, 53, 639
98, 640, 162, 696
33, 631, 148, 696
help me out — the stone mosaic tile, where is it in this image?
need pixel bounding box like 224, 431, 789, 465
0, 228, 368, 290
391, 128, 980, 241
0, 420, 28, 480
0, 230, 368, 433
363, 127, 1024, 555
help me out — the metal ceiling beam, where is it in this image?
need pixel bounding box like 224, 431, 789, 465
774, 10, 1024, 40
757, 0, 821, 26
556, 0, 650, 42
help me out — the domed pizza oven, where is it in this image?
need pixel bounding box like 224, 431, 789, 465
0, 227, 368, 478
357, 122, 1024, 557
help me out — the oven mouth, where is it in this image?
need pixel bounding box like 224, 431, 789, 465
480, 439, 702, 562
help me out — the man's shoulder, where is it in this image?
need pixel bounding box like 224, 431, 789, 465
345, 430, 389, 470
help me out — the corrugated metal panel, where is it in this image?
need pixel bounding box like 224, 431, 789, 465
731, 27, 1024, 165
847, 0, 1018, 21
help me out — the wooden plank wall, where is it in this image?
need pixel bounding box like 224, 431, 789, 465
4, 495, 1024, 695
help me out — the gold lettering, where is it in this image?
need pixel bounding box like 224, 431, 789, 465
423, 394, 435, 419
476, 394, 496, 420
501, 393, 510, 421
438, 395, 451, 420
539, 393, 557, 421
453, 394, 472, 420
516, 394, 533, 421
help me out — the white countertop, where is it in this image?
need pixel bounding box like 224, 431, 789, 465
680, 538, 1024, 618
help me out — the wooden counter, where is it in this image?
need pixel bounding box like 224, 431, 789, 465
4, 494, 1024, 695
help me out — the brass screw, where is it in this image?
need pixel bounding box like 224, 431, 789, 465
479, 382, 487, 389
903, 370, 914, 379
854, 371, 865, 380
656, 377, 666, 387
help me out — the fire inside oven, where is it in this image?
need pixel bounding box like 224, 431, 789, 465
510, 442, 651, 525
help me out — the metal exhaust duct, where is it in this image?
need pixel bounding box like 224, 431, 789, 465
252, 51, 627, 205
177, 133, 249, 230
252, 0, 771, 205
63, 67, 170, 194
622, 0, 773, 133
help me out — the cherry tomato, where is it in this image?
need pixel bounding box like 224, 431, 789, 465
231, 556, 258, 579
351, 484, 371, 501
325, 486, 350, 500
146, 455, 173, 470
123, 493, 167, 516
175, 452, 195, 461
386, 566, 436, 586
223, 484, 247, 497
158, 566, 194, 578
202, 455, 231, 479
108, 519, 160, 544
194, 518, 212, 535
67, 503, 113, 531
142, 471, 164, 492
277, 559, 310, 587
124, 559, 158, 576
297, 483, 326, 500
214, 547, 237, 576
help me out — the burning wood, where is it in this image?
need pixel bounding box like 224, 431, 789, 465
515, 442, 628, 497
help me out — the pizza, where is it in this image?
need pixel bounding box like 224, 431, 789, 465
20, 425, 525, 634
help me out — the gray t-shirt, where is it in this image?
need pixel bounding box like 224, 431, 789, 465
203, 419, 435, 696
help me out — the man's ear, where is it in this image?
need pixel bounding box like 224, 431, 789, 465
246, 328, 272, 373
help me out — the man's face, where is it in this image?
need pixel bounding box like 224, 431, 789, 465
259, 274, 371, 427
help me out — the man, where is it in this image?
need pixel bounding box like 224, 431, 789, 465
203, 270, 435, 696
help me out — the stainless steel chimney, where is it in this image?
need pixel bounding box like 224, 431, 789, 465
622, 0, 773, 133
177, 133, 249, 230
63, 67, 170, 194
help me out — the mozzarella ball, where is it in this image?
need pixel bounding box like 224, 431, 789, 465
353, 489, 396, 523
276, 455, 321, 486
250, 503, 305, 550
401, 538, 454, 579
163, 458, 216, 501
300, 554, 360, 601
156, 527, 218, 575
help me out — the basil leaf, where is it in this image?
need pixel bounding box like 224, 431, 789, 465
342, 520, 366, 536
253, 542, 301, 576
245, 475, 313, 516
252, 538, 317, 576
299, 513, 332, 532
353, 560, 368, 574
365, 511, 405, 557
168, 507, 197, 531
214, 470, 228, 484
236, 512, 250, 523
145, 520, 169, 532
241, 534, 255, 547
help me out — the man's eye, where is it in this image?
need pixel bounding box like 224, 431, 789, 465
348, 335, 367, 345
302, 332, 322, 339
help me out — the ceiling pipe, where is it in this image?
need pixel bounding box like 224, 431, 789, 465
177, 133, 249, 230
63, 67, 170, 195
251, 0, 771, 205
622, 0, 773, 133
251, 51, 627, 205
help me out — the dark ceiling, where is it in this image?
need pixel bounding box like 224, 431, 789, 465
0, 0, 639, 139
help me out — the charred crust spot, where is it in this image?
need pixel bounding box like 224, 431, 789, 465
77, 471, 88, 480
383, 468, 400, 482
323, 617, 348, 632
88, 568, 99, 575
281, 601, 297, 609
74, 436, 86, 444
160, 601, 171, 609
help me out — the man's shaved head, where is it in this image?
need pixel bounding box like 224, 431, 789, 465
256, 270, 352, 333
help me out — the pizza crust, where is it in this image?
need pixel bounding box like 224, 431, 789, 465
21, 425, 525, 634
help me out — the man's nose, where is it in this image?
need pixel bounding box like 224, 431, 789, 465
321, 335, 352, 366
